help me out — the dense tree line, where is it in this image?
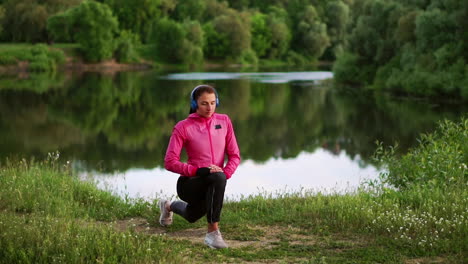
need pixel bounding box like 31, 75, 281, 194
1, 0, 466, 99
333, 0, 468, 100
0, 0, 349, 64
0, 0, 81, 42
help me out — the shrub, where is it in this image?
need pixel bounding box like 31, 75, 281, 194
333, 52, 375, 85
29, 53, 54, 72
239, 49, 258, 65
203, 22, 229, 59
48, 49, 66, 65
286, 51, 308, 66
69, 1, 119, 62
25, 44, 66, 72
150, 18, 186, 63
115, 30, 140, 63
375, 118, 467, 190
369, 118, 468, 253
182, 43, 203, 66
30, 44, 49, 56
47, 11, 74, 42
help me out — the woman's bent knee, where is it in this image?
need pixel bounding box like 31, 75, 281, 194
187, 215, 202, 223
205, 172, 226, 185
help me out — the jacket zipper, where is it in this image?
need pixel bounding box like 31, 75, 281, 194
206, 119, 215, 164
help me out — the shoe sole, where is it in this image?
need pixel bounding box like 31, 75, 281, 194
204, 240, 228, 249
205, 242, 216, 249
205, 242, 220, 249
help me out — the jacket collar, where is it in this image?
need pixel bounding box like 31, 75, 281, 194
188, 112, 217, 121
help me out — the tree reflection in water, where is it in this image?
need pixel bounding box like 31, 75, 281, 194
0, 70, 465, 176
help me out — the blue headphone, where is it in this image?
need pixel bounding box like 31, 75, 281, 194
190, 85, 220, 110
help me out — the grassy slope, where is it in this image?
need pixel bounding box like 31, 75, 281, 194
0, 162, 406, 264
0, 120, 466, 261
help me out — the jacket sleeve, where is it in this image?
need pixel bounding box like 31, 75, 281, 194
164, 126, 197, 177
223, 116, 241, 179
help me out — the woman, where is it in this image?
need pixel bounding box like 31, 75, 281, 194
160, 84, 241, 249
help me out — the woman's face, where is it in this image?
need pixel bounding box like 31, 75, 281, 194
196, 92, 217, 118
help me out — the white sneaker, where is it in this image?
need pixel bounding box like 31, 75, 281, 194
204, 230, 228, 249
158, 199, 173, 226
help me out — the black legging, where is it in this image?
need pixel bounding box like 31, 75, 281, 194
170, 172, 227, 223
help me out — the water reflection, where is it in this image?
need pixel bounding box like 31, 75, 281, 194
0, 70, 466, 198
90, 149, 379, 201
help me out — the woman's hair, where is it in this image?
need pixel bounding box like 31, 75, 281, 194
189, 84, 218, 114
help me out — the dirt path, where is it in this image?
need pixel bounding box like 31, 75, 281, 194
110, 217, 286, 249
108, 217, 450, 264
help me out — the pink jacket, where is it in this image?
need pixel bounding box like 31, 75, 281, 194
164, 113, 241, 179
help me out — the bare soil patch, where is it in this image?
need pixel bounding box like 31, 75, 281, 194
63, 58, 152, 73
405, 257, 448, 264
109, 217, 302, 249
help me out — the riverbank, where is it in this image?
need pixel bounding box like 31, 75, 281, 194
0, 43, 326, 75
0, 43, 154, 74
0, 119, 466, 263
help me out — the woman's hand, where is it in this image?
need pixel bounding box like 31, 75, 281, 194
208, 164, 223, 173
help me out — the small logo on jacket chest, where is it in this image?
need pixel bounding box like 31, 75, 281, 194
215, 124, 222, 129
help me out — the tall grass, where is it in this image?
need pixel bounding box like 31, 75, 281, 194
222, 118, 467, 257
0, 212, 190, 263
0, 119, 466, 263
0, 153, 190, 263
367, 118, 468, 254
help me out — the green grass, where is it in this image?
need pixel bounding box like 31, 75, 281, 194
0, 118, 467, 263
0, 43, 66, 72
0, 43, 34, 52
50, 43, 81, 58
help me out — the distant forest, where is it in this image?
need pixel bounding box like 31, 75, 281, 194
0, 0, 466, 99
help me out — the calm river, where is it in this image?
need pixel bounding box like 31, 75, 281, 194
0, 68, 465, 200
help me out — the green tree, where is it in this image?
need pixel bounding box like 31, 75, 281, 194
182, 21, 204, 65
150, 18, 188, 63
101, 0, 160, 43
341, 0, 402, 83
46, 10, 74, 42
325, 0, 350, 59
250, 12, 272, 58
202, 22, 229, 59
265, 6, 291, 58
1, 0, 81, 42
2, 1, 48, 42
183, 20, 205, 65
336, 0, 468, 100
205, 11, 251, 60
225, 0, 251, 11
333, 52, 365, 84
203, 0, 231, 21
171, 0, 206, 21
69, 1, 119, 62
457, 1, 468, 61
267, 18, 291, 58
415, 8, 456, 53
158, 0, 177, 16
0, 5, 4, 36
185, 21, 204, 47
395, 10, 418, 44
295, 5, 330, 59
114, 30, 140, 63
